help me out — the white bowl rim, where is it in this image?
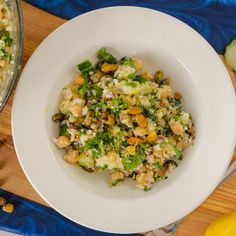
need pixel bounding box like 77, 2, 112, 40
12, 6, 236, 233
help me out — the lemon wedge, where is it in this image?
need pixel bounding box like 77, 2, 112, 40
205, 212, 236, 236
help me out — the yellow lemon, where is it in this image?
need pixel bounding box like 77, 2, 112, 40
205, 212, 236, 236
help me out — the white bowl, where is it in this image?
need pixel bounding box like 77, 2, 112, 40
12, 7, 236, 233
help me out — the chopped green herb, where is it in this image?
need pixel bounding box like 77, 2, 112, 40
174, 147, 183, 160
120, 57, 135, 68
153, 162, 161, 168
144, 186, 151, 192
133, 75, 146, 83
126, 81, 138, 88
154, 175, 167, 182
84, 132, 113, 151
127, 73, 136, 80
88, 102, 105, 118
107, 98, 128, 115
91, 149, 101, 159
111, 178, 124, 187
123, 155, 141, 171
97, 47, 117, 64
169, 98, 181, 107
88, 84, 103, 99
59, 123, 69, 136
0, 30, 13, 47
77, 77, 90, 98
142, 107, 157, 122
123, 153, 145, 171
77, 60, 94, 77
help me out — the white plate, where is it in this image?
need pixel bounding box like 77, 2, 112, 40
12, 7, 236, 233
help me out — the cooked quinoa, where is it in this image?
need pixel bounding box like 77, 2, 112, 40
0, 0, 13, 91
53, 48, 195, 191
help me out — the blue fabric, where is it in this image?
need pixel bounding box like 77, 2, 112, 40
0, 189, 140, 236
8, 1, 236, 235
25, 0, 236, 54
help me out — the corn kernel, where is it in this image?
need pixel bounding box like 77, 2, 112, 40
147, 131, 158, 143
126, 146, 136, 155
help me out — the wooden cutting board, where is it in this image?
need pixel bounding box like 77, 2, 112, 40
0, 2, 235, 235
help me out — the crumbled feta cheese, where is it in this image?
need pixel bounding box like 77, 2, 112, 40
79, 134, 89, 145
139, 96, 151, 107
59, 100, 70, 114
181, 112, 190, 124
102, 88, 114, 99
113, 79, 119, 85
147, 118, 156, 132
153, 144, 161, 151
157, 111, 164, 119
68, 129, 79, 142
96, 151, 123, 170
71, 98, 85, 106
62, 87, 73, 100
114, 65, 135, 79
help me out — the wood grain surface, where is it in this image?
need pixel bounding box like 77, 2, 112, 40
0, 2, 235, 235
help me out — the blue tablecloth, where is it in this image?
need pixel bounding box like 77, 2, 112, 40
25, 0, 236, 54
3, 0, 235, 235
0, 189, 139, 236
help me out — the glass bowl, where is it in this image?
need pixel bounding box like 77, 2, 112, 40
0, 0, 23, 112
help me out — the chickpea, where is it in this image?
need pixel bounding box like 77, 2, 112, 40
106, 151, 123, 168
133, 58, 143, 71
159, 86, 171, 99
143, 71, 152, 80
69, 104, 84, 117
0, 60, 5, 67
62, 88, 73, 101
163, 144, 174, 156
54, 136, 71, 149
136, 170, 154, 188
110, 171, 124, 186
134, 127, 147, 137
64, 148, 79, 164
111, 171, 124, 182
84, 111, 94, 126
107, 150, 118, 159
159, 118, 166, 126
170, 122, 184, 136
120, 111, 132, 127
90, 71, 103, 83
2, 203, 14, 213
